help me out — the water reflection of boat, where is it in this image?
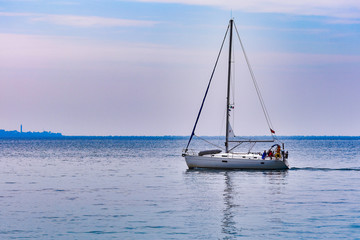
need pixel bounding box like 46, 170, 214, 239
221, 171, 288, 238
184, 169, 288, 238
221, 172, 240, 237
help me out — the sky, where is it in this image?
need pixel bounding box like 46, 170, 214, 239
1, 0, 360, 136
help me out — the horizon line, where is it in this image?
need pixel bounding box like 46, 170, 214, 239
1, 129, 360, 138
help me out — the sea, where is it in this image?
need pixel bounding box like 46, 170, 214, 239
1, 136, 360, 239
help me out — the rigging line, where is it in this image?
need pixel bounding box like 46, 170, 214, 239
233, 22, 275, 136
239, 32, 274, 132
233, 23, 271, 128
194, 135, 225, 150
229, 142, 243, 152
248, 142, 256, 153
185, 23, 230, 151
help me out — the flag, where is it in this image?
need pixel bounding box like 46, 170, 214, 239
270, 128, 275, 134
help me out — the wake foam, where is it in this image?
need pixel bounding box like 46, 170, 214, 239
290, 167, 360, 171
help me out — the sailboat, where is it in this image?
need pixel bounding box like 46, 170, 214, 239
182, 19, 289, 170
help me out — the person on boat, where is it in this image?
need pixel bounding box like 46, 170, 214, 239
275, 145, 281, 159
268, 150, 273, 159
262, 150, 266, 160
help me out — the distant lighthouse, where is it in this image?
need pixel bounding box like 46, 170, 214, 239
20, 124, 22, 133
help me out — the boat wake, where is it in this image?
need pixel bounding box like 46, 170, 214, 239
290, 167, 360, 172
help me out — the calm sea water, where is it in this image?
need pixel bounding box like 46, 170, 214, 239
1, 137, 360, 239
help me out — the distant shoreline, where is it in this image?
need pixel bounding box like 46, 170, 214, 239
0, 129, 63, 139
0, 130, 359, 140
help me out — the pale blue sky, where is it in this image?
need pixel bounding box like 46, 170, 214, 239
1, 0, 360, 136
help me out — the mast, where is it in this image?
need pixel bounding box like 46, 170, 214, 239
225, 19, 233, 153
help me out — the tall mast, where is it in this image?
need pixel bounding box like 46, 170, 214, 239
225, 19, 233, 153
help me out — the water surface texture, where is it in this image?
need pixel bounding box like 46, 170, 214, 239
1, 137, 360, 239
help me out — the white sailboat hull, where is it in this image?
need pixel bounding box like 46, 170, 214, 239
184, 154, 289, 170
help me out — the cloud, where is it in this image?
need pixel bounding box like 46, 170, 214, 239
325, 18, 360, 25
50, 1, 80, 5
0, 12, 157, 27
238, 24, 329, 34
0, 12, 33, 17
0, 33, 203, 74
31, 14, 157, 27
136, 0, 360, 20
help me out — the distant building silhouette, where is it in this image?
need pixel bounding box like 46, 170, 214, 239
0, 129, 63, 138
